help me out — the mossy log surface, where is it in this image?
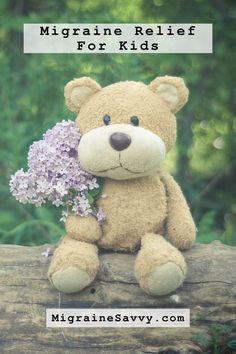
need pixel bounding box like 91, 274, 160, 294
0, 241, 235, 354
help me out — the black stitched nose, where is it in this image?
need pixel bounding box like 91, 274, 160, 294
109, 132, 131, 151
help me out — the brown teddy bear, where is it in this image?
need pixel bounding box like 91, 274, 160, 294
48, 76, 196, 296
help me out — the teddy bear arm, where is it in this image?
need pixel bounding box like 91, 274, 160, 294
160, 172, 196, 250
65, 214, 102, 243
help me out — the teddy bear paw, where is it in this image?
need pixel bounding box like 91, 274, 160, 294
147, 262, 185, 296
50, 266, 93, 294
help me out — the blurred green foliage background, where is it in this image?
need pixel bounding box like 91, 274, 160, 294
0, 0, 236, 246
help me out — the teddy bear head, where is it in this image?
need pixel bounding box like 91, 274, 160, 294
64, 76, 188, 180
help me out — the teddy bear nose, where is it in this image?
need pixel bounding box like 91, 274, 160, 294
109, 132, 131, 151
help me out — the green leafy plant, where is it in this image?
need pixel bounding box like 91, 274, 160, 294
192, 324, 236, 354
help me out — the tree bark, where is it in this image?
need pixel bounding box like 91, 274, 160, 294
0, 241, 235, 353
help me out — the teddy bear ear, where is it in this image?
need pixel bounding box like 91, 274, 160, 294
64, 77, 101, 113
148, 76, 189, 113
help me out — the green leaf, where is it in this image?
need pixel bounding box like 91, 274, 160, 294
227, 339, 236, 349
221, 324, 233, 334
192, 334, 210, 346
84, 191, 94, 205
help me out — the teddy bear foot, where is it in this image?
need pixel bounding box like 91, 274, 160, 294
134, 234, 187, 297
50, 266, 93, 294
147, 262, 185, 296
48, 236, 99, 294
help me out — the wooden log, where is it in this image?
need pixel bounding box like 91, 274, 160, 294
0, 241, 235, 353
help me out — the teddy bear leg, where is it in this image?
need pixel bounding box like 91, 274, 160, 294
134, 233, 187, 296
48, 236, 99, 294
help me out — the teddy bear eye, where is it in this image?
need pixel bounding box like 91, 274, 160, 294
103, 115, 111, 125
130, 116, 139, 126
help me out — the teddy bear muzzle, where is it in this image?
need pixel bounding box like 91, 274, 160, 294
77, 124, 166, 180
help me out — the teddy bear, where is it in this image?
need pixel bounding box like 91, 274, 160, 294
48, 75, 196, 296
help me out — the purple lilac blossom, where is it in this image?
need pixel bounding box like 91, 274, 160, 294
9, 120, 105, 223
95, 208, 106, 225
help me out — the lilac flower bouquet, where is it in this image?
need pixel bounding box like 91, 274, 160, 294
9, 120, 105, 224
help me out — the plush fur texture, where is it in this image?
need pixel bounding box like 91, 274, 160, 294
149, 76, 189, 113
65, 214, 102, 243
48, 75, 196, 296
